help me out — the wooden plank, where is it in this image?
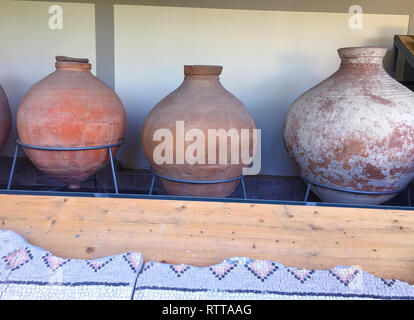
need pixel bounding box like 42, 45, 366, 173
0, 194, 413, 283
398, 35, 414, 57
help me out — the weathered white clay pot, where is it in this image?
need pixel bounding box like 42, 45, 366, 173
283, 47, 414, 204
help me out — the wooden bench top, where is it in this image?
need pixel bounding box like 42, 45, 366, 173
396, 35, 414, 57
1, 194, 414, 284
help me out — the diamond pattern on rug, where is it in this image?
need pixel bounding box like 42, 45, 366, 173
329, 266, 359, 287
170, 264, 190, 277
86, 258, 113, 272
143, 262, 154, 272
123, 252, 141, 273
245, 260, 278, 282
288, 268, 315, 283
42, 253, 70, 272
209, 261, 237, 280
382, 279, 397, 288
2, 247, 33, 271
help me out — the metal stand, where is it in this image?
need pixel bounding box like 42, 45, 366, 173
149, 168, 248, 199
7, 140, 124, 195
301, 176, 411, 206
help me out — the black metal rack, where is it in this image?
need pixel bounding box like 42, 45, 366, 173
7, 140, 125, 194
2, 140, 414, 212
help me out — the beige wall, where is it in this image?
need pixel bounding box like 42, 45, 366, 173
0, 0, 96, 156
114, 5, 409, 175
0, 1, 411, 175
14, 0, 414, 95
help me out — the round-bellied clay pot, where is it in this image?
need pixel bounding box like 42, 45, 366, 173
142, 65, 256, 197
283, 47, 414, 205
17, 56, 127, 189
0, 85, 12, 154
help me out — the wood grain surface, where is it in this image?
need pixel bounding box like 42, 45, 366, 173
0, 194, 413, 283
398, 35, 414, 56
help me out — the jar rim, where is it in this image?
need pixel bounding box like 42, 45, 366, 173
55, 56, 91, 70
338, 47, 387, 59
184, 65, 223, 76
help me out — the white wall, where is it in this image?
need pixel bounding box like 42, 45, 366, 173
0, 0, 96, 157
114, 5, 409, 176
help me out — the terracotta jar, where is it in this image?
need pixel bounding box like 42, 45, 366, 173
0, 85, 12, 154
283, 47, 414, 205
17, 56, 127, 189
142, 65, 256, 197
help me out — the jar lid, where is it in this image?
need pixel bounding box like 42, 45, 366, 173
56, 56, 89, 63
184, 65, 223, 76
55, 56, 91, 69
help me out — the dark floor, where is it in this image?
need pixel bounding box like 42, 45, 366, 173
0, 157, 413, 207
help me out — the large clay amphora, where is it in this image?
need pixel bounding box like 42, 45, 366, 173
283, 47, 414, 204
142, 65, 256, 197
0, 85, 12, 154
17, 56, 127, 189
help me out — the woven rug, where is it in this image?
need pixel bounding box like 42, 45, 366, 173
133, 259, 414, 300
1, 229, 413, 300
0, 230, 142, 300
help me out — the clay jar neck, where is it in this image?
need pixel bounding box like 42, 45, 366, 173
55, 56, 92, 72
338, 47, 387, 70
183, 65, 223, 84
